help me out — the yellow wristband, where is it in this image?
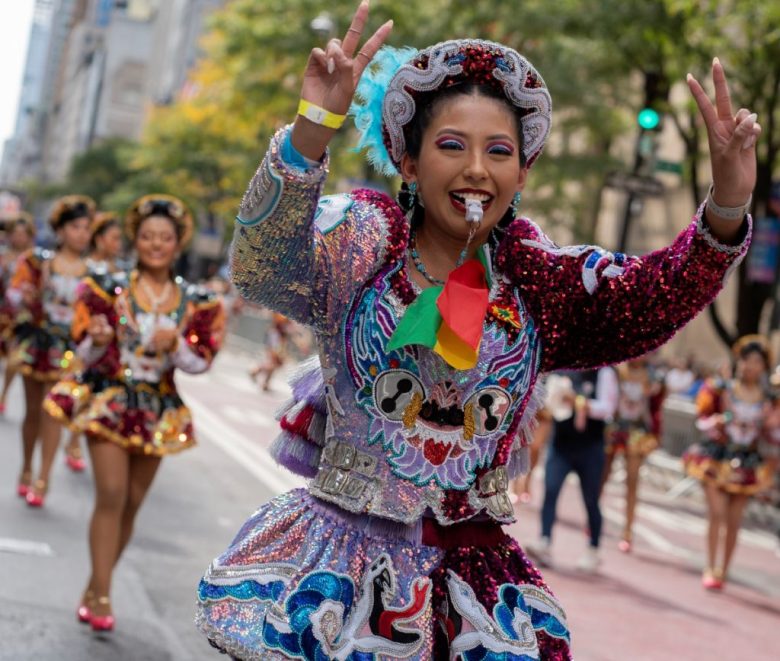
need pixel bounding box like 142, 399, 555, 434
297, 99, 346, 130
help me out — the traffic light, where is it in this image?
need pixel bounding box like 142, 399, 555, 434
637, 108, 661, 130
637, 71, 668, 132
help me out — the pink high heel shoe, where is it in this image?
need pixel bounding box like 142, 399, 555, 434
77, 591, 94, 624
17, 471, 32, 498
25, 480, 47, 508
90, 597, 115, 632
702, 569, 723, 590
65, 447, 86, 472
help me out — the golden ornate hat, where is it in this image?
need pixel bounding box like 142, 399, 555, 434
49, 195, 96, 230
126, 194, 193, 245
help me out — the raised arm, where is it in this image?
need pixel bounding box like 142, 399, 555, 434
230, 1, 392, 328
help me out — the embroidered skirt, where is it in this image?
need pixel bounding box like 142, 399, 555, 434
196, 489, 571, 660
13, 322, 75, 381
46, 378, 196, 456
605, 422, 658, 458
683, 440, 773, 495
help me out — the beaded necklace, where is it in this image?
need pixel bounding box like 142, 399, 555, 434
408, 230, 445, 286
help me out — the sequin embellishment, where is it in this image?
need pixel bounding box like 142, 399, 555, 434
262, 553, 431, 660
441, 571, 569, 659
345, 267, 534, 490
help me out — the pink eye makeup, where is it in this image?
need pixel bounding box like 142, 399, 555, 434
435, 136, 465, 150
487, 141, 515, 156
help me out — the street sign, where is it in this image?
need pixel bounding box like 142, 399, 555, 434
655, 159, 683, 175
747, 216, 780, 284
605, 171, 664, 197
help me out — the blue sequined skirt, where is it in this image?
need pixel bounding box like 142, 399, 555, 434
195, 489, 571, 660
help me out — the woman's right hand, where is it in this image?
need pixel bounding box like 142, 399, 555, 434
20, 284, 37, 307
292, 0, 393, 160
87, 314, 114, 347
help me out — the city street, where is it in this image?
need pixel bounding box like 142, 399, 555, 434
1, 343, 778, 660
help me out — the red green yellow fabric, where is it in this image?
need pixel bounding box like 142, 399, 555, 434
388, 250, 490, 370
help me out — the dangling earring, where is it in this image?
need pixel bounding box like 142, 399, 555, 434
510, 191, 522, 216
408, 181, 418, 202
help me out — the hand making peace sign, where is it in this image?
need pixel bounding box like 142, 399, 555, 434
687, 58, 761, 212
292, 1, 393, 161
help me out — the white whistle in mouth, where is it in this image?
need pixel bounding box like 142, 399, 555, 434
465, 199, 483, 224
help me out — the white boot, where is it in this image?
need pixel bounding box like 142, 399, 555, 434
525, 537, 553, 568
576, 545, 601, 574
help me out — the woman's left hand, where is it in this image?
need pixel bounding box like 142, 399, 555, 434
687, 58, 761, 209
150, 328, 179, 353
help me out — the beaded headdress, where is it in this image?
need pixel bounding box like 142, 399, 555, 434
4, 211, 36, 236
351, 39, 552, 176
732, 334, 772, 367
126, 194, 193, 245
49, 195, 96, 231
90, 211, 121, 241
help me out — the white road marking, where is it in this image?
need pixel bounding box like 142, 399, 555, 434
0, 537, 54, 557
222, 405, 275, 428
186, 399, 305, 496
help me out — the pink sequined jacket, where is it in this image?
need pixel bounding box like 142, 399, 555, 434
232, 125, 751, 526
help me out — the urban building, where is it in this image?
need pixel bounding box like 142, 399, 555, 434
3, 0, 224, 186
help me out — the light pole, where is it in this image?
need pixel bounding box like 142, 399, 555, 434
310, 12, 335, 39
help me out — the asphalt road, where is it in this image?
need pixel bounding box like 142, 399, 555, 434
1, 344, 778, 660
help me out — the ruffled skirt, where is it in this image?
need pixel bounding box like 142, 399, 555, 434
196, 489, 571, 660
683, 440, 772, 495
605, 423, 658, 458
13, 323, 75, 381
46, 378, 195, 456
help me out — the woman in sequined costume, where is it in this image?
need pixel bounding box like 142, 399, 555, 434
683, 336, 777, 590
60, 211, 129, 473
0, 212, 36, 415
600, 357, 662, 553
8, 196, 93, 507
196, 3, 759, 658
44, 194, 224, 632
86, 211, 126, 274
249, 312, 296, 391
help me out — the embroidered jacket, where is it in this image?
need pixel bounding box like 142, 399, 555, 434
231, 126, 751, 526
45, 270, 224, 455
7, 247, 84, 379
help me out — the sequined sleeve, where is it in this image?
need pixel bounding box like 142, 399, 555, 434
71, 275, 122, 373
7, 250, 41, 310
497, 204, 751, 371
230, 126, 390, 333
175, 290, 225, 374
696, 381, 722, 419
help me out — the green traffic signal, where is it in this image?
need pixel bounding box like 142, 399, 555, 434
637, 107, 661, 130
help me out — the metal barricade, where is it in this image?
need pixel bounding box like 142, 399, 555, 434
660, 395, 698, 457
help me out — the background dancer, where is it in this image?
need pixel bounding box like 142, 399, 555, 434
684, 336, 776, 589
8, 195, 92, 506
600, 357, 662, 553
0, 212, 35, 415
45, 194, 224, 631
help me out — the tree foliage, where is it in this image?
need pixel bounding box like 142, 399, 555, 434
27, 0, 779, 337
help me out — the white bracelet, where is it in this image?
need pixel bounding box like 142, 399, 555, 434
705, 184, 752, 221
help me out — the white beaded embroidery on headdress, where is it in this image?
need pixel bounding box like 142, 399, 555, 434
351, 39, 552, 175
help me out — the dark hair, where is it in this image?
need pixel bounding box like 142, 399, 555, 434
89, 218, 121, 251
737, 341, 770, 372
58, 203, 92, 226
12, 218, 35, 237
398, 83, 525, 233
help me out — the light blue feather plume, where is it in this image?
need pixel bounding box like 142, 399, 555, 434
349, 45, 418, 177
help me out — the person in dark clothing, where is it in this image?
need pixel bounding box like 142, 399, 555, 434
526, 367, 618, 573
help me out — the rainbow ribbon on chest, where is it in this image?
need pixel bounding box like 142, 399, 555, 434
387, 249, 491, 370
